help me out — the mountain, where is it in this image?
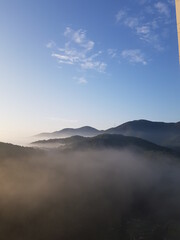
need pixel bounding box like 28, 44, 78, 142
35, 126, 102, 139
35, 120, 180, 150
105, 120, 180, 150
0, 142, 37, 159
32, 134, 180, 158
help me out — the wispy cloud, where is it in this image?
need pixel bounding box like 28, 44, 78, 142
136, 26, 150, 35
136, 24, 164, 51
116, 9, 159, 48
49, 27, 107, 73
121, 49, 147, 65
46, 40, 56, 49
81, 61, 107, 72
154, 2, 170, 17
116, 10, 126, 22
124, 17, 139, 29
78, 77, 88, 84
107, 49, 117, 58
64, 27, 95, 51
74, 77, 88, 84
115, 1, 173, 51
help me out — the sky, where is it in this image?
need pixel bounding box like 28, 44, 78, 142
0, 0, 180, 144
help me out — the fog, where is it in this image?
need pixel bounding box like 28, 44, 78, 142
0, 149, 180, 239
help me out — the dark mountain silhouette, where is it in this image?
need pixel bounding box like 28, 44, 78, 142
105, 120, 180, 150
32, 134, 180, 158
35, 120, 180, 150
35, 126, 102, 139
0, 142, 38, 159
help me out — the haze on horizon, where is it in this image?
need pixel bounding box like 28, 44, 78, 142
0, 0, 180, 144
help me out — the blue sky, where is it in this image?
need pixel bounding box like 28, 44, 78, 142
0, 0, 179, 143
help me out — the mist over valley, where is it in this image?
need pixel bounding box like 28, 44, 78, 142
1, 120, 180, 239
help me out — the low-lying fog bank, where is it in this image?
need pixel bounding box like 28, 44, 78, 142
0, 149, 180, 239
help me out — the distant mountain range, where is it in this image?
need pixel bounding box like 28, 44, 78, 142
106, 120, 180, 150
36, 126, 102, 139
32, 134, 180, 158
35, 120, 180, 150
2, 119, 180, 159
1, 129, 180, 164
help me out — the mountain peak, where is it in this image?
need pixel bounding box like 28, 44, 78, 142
35, 126, 102, 139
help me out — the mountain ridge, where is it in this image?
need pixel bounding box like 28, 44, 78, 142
31, 134, 180, 158
36, 126, 102, 138
34, 119, 180, 150
105, 119, 180, 150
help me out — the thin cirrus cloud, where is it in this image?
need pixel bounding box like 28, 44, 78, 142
116, 1, 173, 51
64, 27, 94, 51
115, 10, 161, 50
107, 49, 117, 58
46, 40, 56, 49
48, 27, 107, 73
74, 77, 88, 84
116, 10, 126, 23
154, 2, 170, 17
121, 49, 147, 65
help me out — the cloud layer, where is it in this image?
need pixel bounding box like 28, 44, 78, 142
116, 0, 174, 52
49, 27, 107, 73
46, 1, 175, 72
121, 49, 147, 65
